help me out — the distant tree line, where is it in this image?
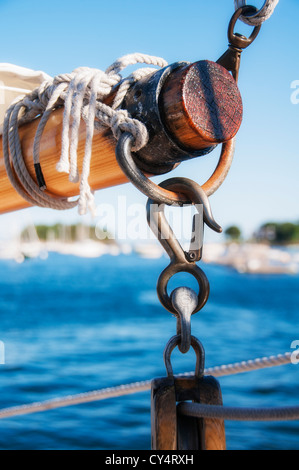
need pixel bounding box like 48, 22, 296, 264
224, 222, 299, 245
224, 226, 242, 241
21, 221, 299, 246
255, 222, 299, 245
21, 223, 112, 243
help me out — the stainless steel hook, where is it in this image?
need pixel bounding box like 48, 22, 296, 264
146, 177, 221, 314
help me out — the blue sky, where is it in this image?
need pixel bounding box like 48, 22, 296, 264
0, 0, 298, 242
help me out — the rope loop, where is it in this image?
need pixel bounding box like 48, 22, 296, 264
3, 53, 168, 215
234, 0, 279, 26
0, 351, 292, 421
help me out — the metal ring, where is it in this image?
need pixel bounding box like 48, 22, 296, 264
176, 315, 191, 355
157, 262, 210, 315
163, 335, 205, 378
116, 132, 236, 206
228, 6, 262, 49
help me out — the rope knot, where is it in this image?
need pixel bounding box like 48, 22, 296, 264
111, 110, 148, 151
110, 109, 129, 138
3, 53, 168, 214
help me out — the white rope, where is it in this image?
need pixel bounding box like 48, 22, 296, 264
3, 53, 168, 215
204, 352, 292, 378
0, 352, 292, 420
0, 381, 152, 420
234, 0, 279, 26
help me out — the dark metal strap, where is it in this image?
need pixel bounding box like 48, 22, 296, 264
116, 132, 236, 206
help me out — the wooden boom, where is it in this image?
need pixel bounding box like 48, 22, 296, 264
0, 60, 243, 215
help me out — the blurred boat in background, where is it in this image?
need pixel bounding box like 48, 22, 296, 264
133, 243, 163, 259
203, 243, 298, 275
0, 226, 298, 274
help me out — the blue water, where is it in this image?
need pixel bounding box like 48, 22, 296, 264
0, 253, 298, 450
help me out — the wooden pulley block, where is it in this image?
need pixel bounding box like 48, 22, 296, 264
151, 336, 226, 451
151, 375, 226, 451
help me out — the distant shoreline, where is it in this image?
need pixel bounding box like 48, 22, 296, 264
0, 239, 298, 275
202, 242, 299, 275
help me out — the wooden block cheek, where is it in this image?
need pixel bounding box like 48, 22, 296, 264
151, 375, 226, 451
175, 376, 226, 450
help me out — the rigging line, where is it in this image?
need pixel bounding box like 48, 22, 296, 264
178, 402, 299, 422
0, 352, 292, 420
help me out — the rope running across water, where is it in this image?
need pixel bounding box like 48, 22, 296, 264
0, 352, 293, 421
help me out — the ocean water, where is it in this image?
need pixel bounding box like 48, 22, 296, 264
0, 252, 298, 450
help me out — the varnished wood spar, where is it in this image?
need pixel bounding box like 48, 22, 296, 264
0, 60, 242, 215
162, 60, 242, 150
0, 109, 126, 214
151, 375, 226, 450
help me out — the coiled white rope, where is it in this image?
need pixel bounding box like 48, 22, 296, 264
3, 53, 168, 215
0, 352, 292, 420
234, 0, 279, 26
